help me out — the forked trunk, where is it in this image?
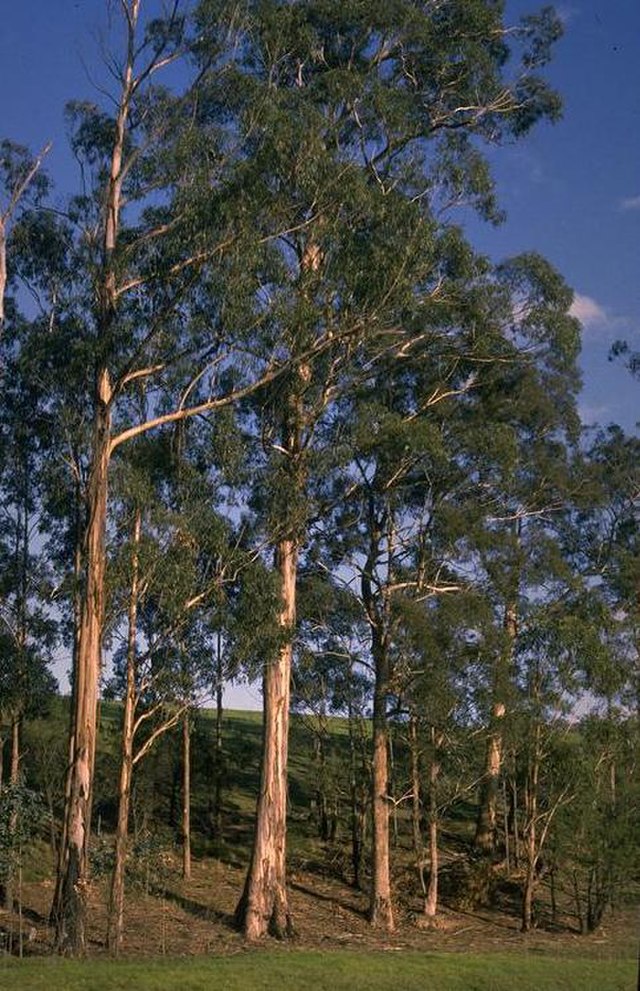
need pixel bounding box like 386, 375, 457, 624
236, 538, 297, 939
55, 391, 111, 954
107, 508, 140, 954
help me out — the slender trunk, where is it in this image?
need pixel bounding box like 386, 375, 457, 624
10, 717, 19, 784
55, 393, 111, 954
521, 724, 540, 933
107, 508, 140, 954
213, 630, 223, 837
53, 2, 138, 949
369, 633, 394, 930
503, 777, 510, 873
573, 871, 587, 934
3, 716, 21, 911
236, 538, 297, 939
475, 600, 517, 853
182, 710, 192, 881
510, 771, 520, 867
424, 727, 441, 918
550, 866, 557, 924
409, 715, 426, 903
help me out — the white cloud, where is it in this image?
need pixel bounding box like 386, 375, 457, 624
620, 195, 640, 211
556, 5, 578, 26
570, 293, 609, 329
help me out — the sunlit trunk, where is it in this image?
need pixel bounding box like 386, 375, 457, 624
55, 392, 111, 954
236, 538, 297, 939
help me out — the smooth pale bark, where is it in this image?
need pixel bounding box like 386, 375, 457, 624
54, 1, 136, 951
182, 711, 192, 882
424, 727, 442, 918
475, 600, 517, 853
107, 508, 141, 954
55, 391, 111, 953
236, 538, 297, 940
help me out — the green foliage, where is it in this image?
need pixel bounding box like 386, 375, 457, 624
0, 783, 47, 877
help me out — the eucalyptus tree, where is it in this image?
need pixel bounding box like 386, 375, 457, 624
191, 0, 566, 938
41, 0, 339, 953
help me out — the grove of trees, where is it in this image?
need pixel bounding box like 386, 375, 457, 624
0, 0, 637, 960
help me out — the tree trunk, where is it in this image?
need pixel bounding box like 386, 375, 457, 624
54, 392, 111, 954
107, 508, 140, 954
212, 630, 224, 838
235, 538, 297, 940
521, 724, 540, 933
424, 727, 442, 918
3, 716, 21, 911
475, 600, 517, 853
52, 0, 137, 951
50, 482, 84, 928
409, 715, 427, 904
369, 635, 394, 931
182, 711, 191, 882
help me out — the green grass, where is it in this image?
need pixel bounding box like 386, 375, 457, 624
0, 951, 636, 991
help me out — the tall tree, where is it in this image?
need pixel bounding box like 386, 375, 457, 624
192, 0, 566, 938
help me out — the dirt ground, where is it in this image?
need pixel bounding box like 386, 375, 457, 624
3, 854, 637, 961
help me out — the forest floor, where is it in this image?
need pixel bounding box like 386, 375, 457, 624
2, 852, 637, 963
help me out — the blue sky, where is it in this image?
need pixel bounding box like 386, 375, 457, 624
1, 2, 638, 706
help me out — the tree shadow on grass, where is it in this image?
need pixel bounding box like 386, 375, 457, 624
148, 883, 237, 931
290, 880, 367, 920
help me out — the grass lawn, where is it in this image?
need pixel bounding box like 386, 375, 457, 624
0, 951, 636, 991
